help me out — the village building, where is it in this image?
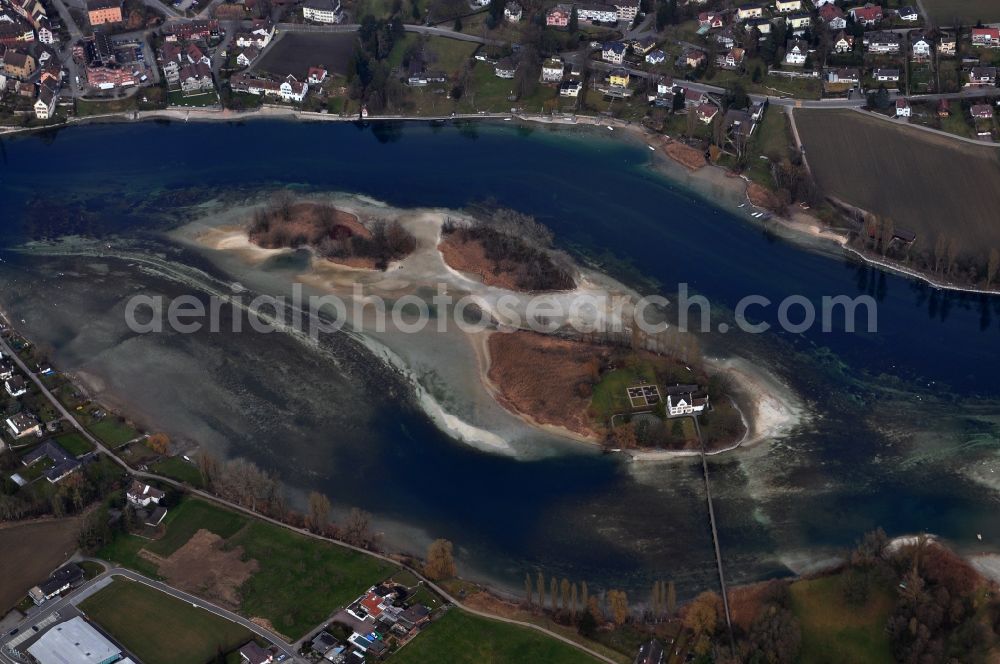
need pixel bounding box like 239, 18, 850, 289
698, 11, 724, 29
785, 12, 811, 31
28, 564, 84, 606
864, 31, 902, 54
307, 66, 326, 84
37, 22, 54, 44
608, 67, 629, 87
6, 411, 40, 438
559, 79, 582, 96
4, 374, 27, 397
613, 0, 639, 23
301, 0, 342, 23
494, 57, 515, 78
86, 0, 122, 26
896, 6, 918, 21
238, 642, 273, 664
236, 46, 259, 67
735, 3, 763, 21
127, 480, 166, 507
971, 103, 994, 119
541, 57, 563, 82
971, 27, 1000, 48
2, 49, 34, 78
86, 65, 135, 89
895, 98, 911, 117
833, 31, 854, 53
696, 102, 718, 123
22, 440, 80, 483
827, 67, 860, 85
784, 39, 808, 65
968, 66, 997, 86
849, 3, 883, 26
938, 33, 956, 56
684, 48, 706, 68
602, 40, 626, 64
576, 3, 617, 23
874, 67, 900, 83
665, 385, 709, 417
911, 34, 932, 60
645, 48, 665, 64
546, 4, 571, 27
746, 16, 771, 35
773, 0, 800, 13
504, 1, 522, 21
230, 72, 307, 102
723, 46, 744, 69
818, 4, 846, 30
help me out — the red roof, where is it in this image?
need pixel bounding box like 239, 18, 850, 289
360, 592, 383, 617
851, 4, 882, 21
972, 27, 1000, 39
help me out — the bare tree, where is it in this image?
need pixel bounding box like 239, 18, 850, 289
987, 248, 999, 287
342, 507, 372, 547
307, 491, 332, 532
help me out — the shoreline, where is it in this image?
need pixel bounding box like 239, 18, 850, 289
7, 105, 999, 295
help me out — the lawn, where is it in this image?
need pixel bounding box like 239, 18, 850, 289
97, 532, 161, 579
253, 32, 357, 78
150, 455, 205, 488
228, 521, 394, 640
167, 90, 219, 107
86, 417, 140, 448
75, 97, 138, 117
424, 37, 478, 77
79, 579, 253, 664
0, 516, 81, 612
789, 573, 895, 664
590, 363, 658, 423
145, 498, 248, 557
392, 609, 601, 664
54, 432, 95, 457
745, 107, 793, 186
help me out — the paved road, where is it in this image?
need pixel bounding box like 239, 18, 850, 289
276, 21, 494, 44
0, 328, 619, 664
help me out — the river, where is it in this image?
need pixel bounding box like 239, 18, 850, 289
1, 119, 998, 601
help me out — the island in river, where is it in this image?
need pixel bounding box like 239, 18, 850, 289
233, 193, 754, 454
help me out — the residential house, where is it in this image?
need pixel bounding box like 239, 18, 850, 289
971, 27, 1000, 48
736, 3, 763, 21
0, 21, 34, 48
614, 0, 639, 22
307, 66, 327, 84
234, 19, 273, 49
504, 1, 522, 21
833, 31, 854, 53
724, 47, 745, 68
645, 48, 665, 64
87, 65, 135, 89
784, 39, 808, 65
0, 362, 13, 380
827, 67, 860, 84
938, 33, 956, 56
895, 98, 911, 117
714, 28, 735, 49
230, 72, 307, 101
602, 41, 626, 64
576, 3, 617, 23
37, 22, 54, 44
968, 66, 997, 86
236, 46, 258, 67
86, 0, 122, 25
785, 12, 811, 31
541, 57, 563, 82
818, 4, 846, 30
746, 16, 771, 35
971, 103, 993, 119
494, 57, 515, 78
396, 605, 431, 630
874, 67, 900, 82
865, 31, 902, 54
546, 4, 571, 27
164, 19, 220, 42
633, 36, 657, 54
6, 411, 40, 438
127, 480, 165, 507
683, 87, 708, 106
4, 375, 27, 397
665, 385, 709, 416
937, 98, 950, 116
684, 48, 706, 68
849, 3, 883, 26
559, 79, 582, 96
28, 564, 84, 606
774, 0, 800, 13
22, 440, 80, 483
698, 11, 725, 29
896, 6, 918, 21
608, 67, 629, 87
911, 34, 932, 60
301, 0, 342, 23
2, 49, 34, 78
238, 642, 273, 664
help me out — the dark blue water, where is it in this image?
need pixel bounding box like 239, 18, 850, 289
2, 120, 998, 598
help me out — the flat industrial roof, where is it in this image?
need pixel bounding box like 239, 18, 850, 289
27, 616, 121, 664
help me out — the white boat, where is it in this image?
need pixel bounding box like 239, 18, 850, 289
648, 145, 655, 151
737, 203, 746, 208
607, 125, 614, 130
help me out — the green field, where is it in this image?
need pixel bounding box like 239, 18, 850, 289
167, 90, 220, 107
54, 432, 95, 457
424, 37, 478, 77
923, 0, 1000, 25
144, 498, 248, 557
790, 574, 895, 664
150, 455, 204, 488
79, 579, 253, 664
98, 498, 394, 641
590, 364, 658, 423
392, 609, 600, 664
86, 417, 140, 448
228, 521, 394, 639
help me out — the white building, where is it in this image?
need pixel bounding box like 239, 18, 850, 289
895, 99, 911, 117
302, 0, 342, 23
541, 57, 563, 82
577, 3, 618, 23
27, 617, 122, 664
784, 39, 808, 65
666, 386, 709, 417
127, 480, 165, 507
504, 1, 522, 21
602, 41, 626, 64
33, 86, 55, 118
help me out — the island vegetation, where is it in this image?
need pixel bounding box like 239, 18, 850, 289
440, 206, 575, 292
248, 192, 416, 270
